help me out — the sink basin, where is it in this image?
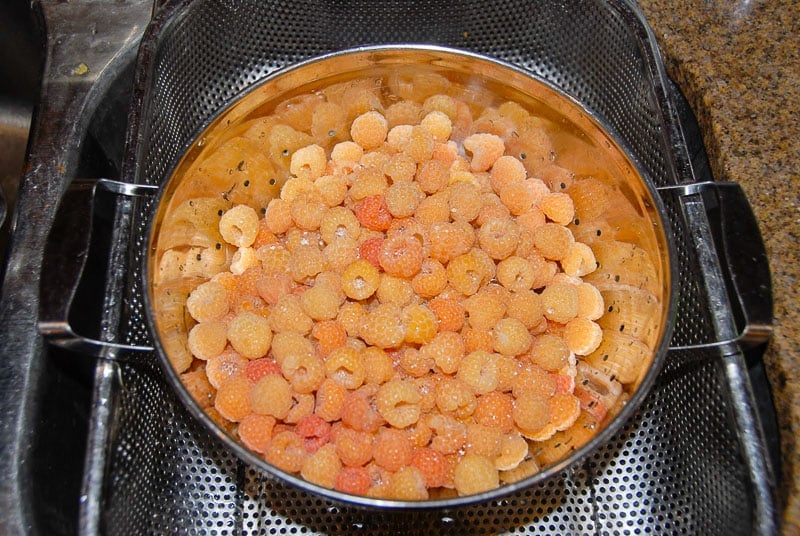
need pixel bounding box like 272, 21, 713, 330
0, 0, 42, 274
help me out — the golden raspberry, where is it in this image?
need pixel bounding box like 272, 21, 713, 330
213, 374, 253, 422
428, 296, 465, 333
360, 303, 405, 349
227, 312, 273, 359
492, 317, 532, 357
477, 217, 520, 260
341, 259, 380, 301
403, 303, 438, 345
301, 443, 341, 489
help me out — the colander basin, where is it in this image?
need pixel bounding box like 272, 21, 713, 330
144, 45, 676, 510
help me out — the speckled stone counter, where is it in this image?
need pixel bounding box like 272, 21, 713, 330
636, 0, 800, 532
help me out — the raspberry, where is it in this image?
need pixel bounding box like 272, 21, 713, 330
300, 283, 341, 321
477, 217, 520, 261
335, 466, 372, 495
453, 453, 500, 496
564, 317, 603, 356
265, 430, 307, 473
434, 377, 475, 417
473, 391, 515, 432
355, 194, 393, 232
350, 110, 388, 150
457, 351, 499, 395
315, 174, 349, 207
540, 192, 575, 226
245, 357, 282, 383
528, 333, 570, 371
332, 424, 374, 467
532, 222, 575, 261
269, 294, 313, 334
301, 443, 342, 489
376, 380, 422, 428
496, 255, 536, 293
250, 374, 293, 419
414, 189, 451, 224
505, 290, 544, 329
341, 259, 380, 301
464, 133, 505, 172
361, 346, 395, 386
403, 303, 438, 345
379, 232, 424, 278
462, 327, 494, 354
420, 331, 465, 374
325, 346, 366, 390
402, 125, 435, 164
213, 374, 253, 422
416, 159, 449, 194
360, 303, 405, 349
205, 350, 248, 389
385, 100, 422, 127
465, 423, 503, 458
319, 206, 361, 244
238, 414, 276, 454
447, 180, 482, 223
388, 466, 429, 501
311, 320, 347, 357
446, 249, 491, 296
384, 153, 418, 183
270, 331, 314, 365
227, 312, 273, 359
464, 291, 506, 332
187, 321, 227, 360
411, 447, 451, 488
492, 317, 532, 357
376, 274, 415, 307
420, 110, 452, 142
428, 295, 465, 333
186, 281, 229, 323
295, 414, 333, 453
489, 155, 526, 192
341, 390, 384, 433
540, 282, 579, 324
385, 179, 423, 218
357, 236, 384, 268
373, 428, 413, 472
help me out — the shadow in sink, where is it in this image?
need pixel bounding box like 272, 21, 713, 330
0, 0, 42, 277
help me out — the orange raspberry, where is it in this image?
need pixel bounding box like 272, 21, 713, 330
403, 303, 438, 345
473, 391, 515, 432
358, 236, 384, 269
420, 331, 465, 374
446, 249, 492, 296
245, 357, 281, 383
447, 180, 482, 223
355, 194, 393, 232
411, 447, 452, 488
213, 374, 253, 422
341, 390, 384, 433
453, 453, 499, 496
379, 232, 424, 279
492, 317, 533, 357
295, 414, 333, 453
373, 428, 413, 472
238, 413, 276, 454
332, 424, 374, 467
360, 303, 405, 349
428, 296, 465, 333
464, 291, 506, 332
387, 466, 429, 501
477, 217, 520, 261
334, 466, 372, 495
265, 430, 307, 473
301, 443, 342, 490
314, 377, 347, 423
311, 319, 347, 357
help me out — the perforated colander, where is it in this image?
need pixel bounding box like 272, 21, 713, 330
38, 0, 776, 533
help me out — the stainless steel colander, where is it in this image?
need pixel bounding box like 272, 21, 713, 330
37, 0, 777, 533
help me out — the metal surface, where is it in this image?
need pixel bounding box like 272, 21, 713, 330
0, 0, 779, 534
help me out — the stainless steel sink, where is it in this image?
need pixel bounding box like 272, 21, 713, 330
0, 0, 42, 273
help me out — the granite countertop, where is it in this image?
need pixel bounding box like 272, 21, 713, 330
637, 0, 799, 532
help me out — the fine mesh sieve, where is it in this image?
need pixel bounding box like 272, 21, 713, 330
65, 0, 775, 533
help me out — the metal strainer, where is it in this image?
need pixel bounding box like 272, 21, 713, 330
38, 0, 777, 533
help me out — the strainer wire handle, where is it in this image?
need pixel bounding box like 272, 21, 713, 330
658, 181, 773, 354
38, 178, 157, 358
